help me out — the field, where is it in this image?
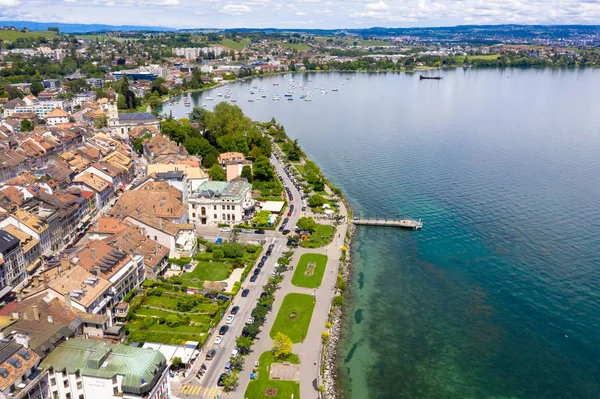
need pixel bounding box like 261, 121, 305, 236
270, 293, 316, 343
276, 42, 311, 51
181, 261, 232, 283
456, 54, 500, 62
244, 352, 300, 399
292, 253, 328, 288
300, 224, 335, 248
0, 30, 56, 41
219, 38, 250, 51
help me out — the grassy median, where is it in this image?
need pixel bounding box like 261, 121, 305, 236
292, 253, 328, 288
270, 293, 316, 343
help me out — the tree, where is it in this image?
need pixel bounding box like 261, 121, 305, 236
236, 336, 254, 354
212, 249, 224, 259
272, 332, 293, 359
242, 322, 261, 338
252, 210, 271, 226
176, 295, 196, 312
170, 356, 183, 369
93, 115, 108, 129
297, 216, 316, 232
189, 106, 209, 129
117, 94, 127, 110
240, 165, 253, 182
209, 164, 226, 181
183, 137, 213, 156
20, 119, 33, 132
308, 194, 326, 208
229, 354, 244, 371
253, 155, 274, 182
30, 81, 44, 96
165, 315, 181, 327
222, 372, 238, 392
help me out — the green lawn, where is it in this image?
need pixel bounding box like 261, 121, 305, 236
300, 224, 335, 249
219, 38, 250, 51
292, 253, 328, 288
144, 295, 219, 314
0, 30, 56, 41
270, 293, 316, 343
455, 54, 500, 62
181, 261, 232, 283
245, 352, 300, 399
276, 42, 311, 51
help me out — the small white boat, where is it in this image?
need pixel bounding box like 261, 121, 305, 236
224, 94, 231, 98
332, 88, 338, 92
248, 99, 254, 102
206, 97, 214, 100
272, 96, 281, 101
217, 93, 223, 97
305, 98, 312, 102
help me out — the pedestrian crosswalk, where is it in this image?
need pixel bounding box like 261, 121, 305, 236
178, 384, 222, 398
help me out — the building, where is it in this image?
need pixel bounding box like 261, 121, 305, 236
70, 173, 114, 211
75, 240, 145, 307
173, 47, 226, 59
109, 110, 160, 139
145, 164, 208, 201
1, 225, 40, 276
225, 159, 252, 182
41, 339, 169, 399
188, 179, 255, 226
0, 335, 45, 399
45, 109, 70, 126
0, 209, 51, 256
0, 230, 25, 299
3, 98, 66, 120
46, 265, 113, 318
217, 152, 245, 166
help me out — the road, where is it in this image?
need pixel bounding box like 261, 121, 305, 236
172, 149, 306, 398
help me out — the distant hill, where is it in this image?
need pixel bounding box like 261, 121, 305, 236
0, 20, 174, 33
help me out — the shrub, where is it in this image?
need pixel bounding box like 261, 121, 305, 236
245, 244, 259, 253
149, 288, 163, 296
337, 276, 346, 292
158, 317, 166, 324
177, 295, 197, 312
222, 243, 245, 259
166, 315, 180, 328
212, 249, 224, 259
322, 331, 330, 343
333, 295, 344, 307
326, 321, 332, 329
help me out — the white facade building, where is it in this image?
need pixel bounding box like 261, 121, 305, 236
188, 180, 255, 226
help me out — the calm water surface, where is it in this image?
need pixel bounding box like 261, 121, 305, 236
163, 69, 600, 399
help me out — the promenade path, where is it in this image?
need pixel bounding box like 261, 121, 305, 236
233, 187, 349, 399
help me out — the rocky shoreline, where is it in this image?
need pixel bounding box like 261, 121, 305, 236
323, 219, 356, 399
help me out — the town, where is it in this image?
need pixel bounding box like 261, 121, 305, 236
0, 22, 598, 399
0, 26, 359, 398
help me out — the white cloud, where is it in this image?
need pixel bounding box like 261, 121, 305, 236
0, 0, 19, 6
366, 1, 388, 11
296, 11, 306, 15
220, 4, 252, 15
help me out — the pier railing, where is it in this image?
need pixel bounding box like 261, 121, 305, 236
352, 216, 423, 229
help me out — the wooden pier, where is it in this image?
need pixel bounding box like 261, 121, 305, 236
352, 218, 423, 229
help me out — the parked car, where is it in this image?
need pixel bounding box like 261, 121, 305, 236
253, 268, 260, 275
246, 317, 255, 325
268, 244, 275, 250
250, 275, 258, 282
225, 361, 231, 370
220, 227, 231, 232
219, 325, 229, 335
301, 206, 306, 211
282, 230, 290, 235
217, 295, 228, 301
260, 292, 268, 298
261, 256, 268, 262
266, 250, 272, 256
214, 335, 223, 344
231, 306, 240, 315
206, 349, 217, 360
231, 348, 239, 356
241, 289, 250, 297
225, 315, 235, 324
287, 211, 292, 217
254, 229, 265, 234
278, 225, 285, 232
258, 262, 264, 268
217, 373, 227, 386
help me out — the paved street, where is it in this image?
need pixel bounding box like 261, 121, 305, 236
229, 151, 349, 399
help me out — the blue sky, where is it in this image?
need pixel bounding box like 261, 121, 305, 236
1, 0, 600, 29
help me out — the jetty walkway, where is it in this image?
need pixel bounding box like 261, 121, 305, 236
352, 218, 423, 229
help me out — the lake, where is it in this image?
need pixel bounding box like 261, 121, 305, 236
162, 69, 600, 398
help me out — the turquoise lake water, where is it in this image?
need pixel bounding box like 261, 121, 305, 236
163, 69, 600, 398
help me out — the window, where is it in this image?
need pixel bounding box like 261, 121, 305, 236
79, 395, 84, 399
112, 376, 117, 384
231, 206, 235, 211
66, 394, 71, 399
113, 387, 119, 395
77, 381, 82, 389
50, 378, 56, 386
214, 206, 217, 210
222, 205, 225, 209
232, 215, 235, 221
192, 213, 196, 218
154, 236, 157, 240
222, 214, 226, 220
53, 392, 58, 399
214, 214, 217, 219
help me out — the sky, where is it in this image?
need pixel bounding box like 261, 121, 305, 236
1, 0, 600, 29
